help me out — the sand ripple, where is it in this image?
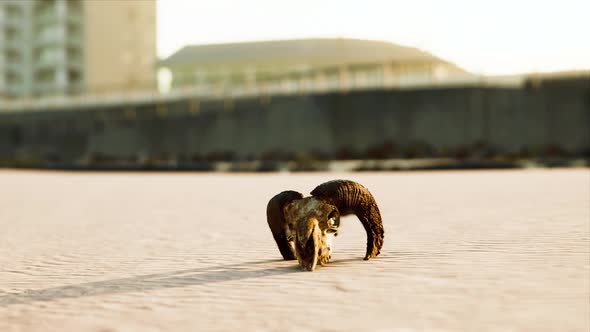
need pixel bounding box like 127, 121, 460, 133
0, 169, 588, 331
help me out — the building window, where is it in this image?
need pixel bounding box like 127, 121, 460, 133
6, 49, 21, 63
4, 26, 20, 41
66, 46, 81, 60
4, 4, 22, 18
6, 71, 23, 84
66, 22, 82, 40
34, 0, 57, 18
35, 68, 56, 83
67, 69, 81, 82
67, 0, 82, 14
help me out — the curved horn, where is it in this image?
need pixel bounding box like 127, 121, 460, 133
311, 180, 384, 260
266, 190, 303, 260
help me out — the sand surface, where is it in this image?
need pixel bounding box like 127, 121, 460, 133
0, 169, 588, 332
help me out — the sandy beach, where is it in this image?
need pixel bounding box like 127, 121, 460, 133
1, 169, 588, 332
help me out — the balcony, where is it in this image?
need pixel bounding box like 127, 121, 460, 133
34, 31, 65, 47
33, 81, 63, 96
1, 14, 24, 27
66, 82, 84, 95
35, 10, 60, 26
66, 14, 83, 26
34, 31, 83, 49
4, 60, 23, 74
66, 32, 83, 47
2, 84, 25, 98
66, 56, 84, 71
33, 80, 83, 97
34, 10, 83, 28
0, 38, 23, 50
34, 54, 66, 70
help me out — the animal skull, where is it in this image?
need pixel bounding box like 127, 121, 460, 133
284, 197, 340, 271
266, 180, 384, 271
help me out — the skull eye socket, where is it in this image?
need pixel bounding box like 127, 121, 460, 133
326, 209, 340, 231
328, 209, 338, 220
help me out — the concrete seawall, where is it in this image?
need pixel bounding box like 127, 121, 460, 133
1, 77, 588, 168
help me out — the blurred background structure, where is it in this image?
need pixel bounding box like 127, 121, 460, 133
0, 0, 156, 99
0, 0, 588, 170
159, 39, 467, 95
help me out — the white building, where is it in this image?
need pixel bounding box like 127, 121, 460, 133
160, 38, 468, 95
0, 0, 156, 99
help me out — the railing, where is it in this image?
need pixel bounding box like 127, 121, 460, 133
0, 38, 23, 50
1, 15, 23, 27
0, 73, 529, 113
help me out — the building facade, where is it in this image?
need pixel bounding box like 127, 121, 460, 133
160, 39, 468, 95
0, 0, 156, 99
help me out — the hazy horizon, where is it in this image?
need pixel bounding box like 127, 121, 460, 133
156, 0, 590, 76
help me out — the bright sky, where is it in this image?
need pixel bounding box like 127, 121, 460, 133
156, 0, 590, 75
